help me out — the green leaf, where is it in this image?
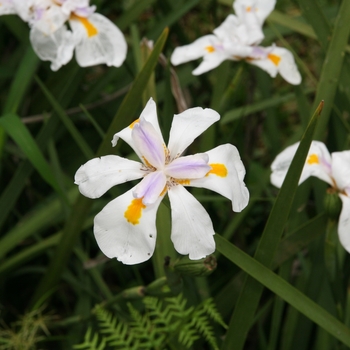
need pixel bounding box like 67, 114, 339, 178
0, 113, 67, 201
222, 102, 323, 349
215, 234, 350, 348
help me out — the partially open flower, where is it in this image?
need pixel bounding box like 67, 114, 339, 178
75, 98, 249, 265
271, 141, 350, 252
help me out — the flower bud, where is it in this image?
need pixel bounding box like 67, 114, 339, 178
173, 255, 217, 277
324, 188, 342, 221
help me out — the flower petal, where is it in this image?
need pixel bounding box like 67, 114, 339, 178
165, 154, 210, 179
338, 194, 350, 253
167, 107, 220, 160
168, 185, 215, 259
74, 155, 144, 198
69, 12, 127, 67
192, 51, 230, 75
189, 144, 249, 212
331, 151, 350, 193
170, 34, 220, 66
271, 141, 333, 188
249, 46, 301, 85
133, 171, 167, 205
233, 0, 276, 26
94, 187, 163, 264
0, 0, 17, 15
132, 118, 166, 169
30, 25, 77, 71
111, 98, 160, 149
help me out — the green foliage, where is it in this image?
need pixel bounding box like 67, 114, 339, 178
74, 294, 226, 350
0, 309, 51, 350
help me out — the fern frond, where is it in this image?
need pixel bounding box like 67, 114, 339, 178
201, 298, 228, 329
191, 310, 218, 350
178, 322, 200, 349
73, 327, 106, 350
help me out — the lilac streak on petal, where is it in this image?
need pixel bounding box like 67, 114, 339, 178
132, 119, 165, 169
133, 171, 167, 205
165, 154, 210, 179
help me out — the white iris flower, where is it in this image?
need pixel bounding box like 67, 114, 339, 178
271, 141, 350, 252
75, 98, 249, 265
0, 0, 127, 71
170, 0, 301, 85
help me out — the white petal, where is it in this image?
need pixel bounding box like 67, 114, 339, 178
165, 153, 210, 179
170, 34, 220, 66
0, 0, 17, 15
31, 4, 68, 35
190, 144, 249, 212
167, 107, 220, 160
192, 51, 230, 75
331, 151, 350, 192
132, 118, 166, 169
168, 185, 215, 259
74, 155, 144, 199
111, 98, 161, 149
338, 194, 350, 253
133, 171, 167, 205
233, 0, 276, 25
271, 141, 333, 188
213, 15, 240, 42
94, 187, 163, 264
249, 46, 301, 85
30, 25, 77, 71
69, 13, 127, 67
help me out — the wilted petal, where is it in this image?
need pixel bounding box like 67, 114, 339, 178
167, 107, 220, 160
338, 194, 350, 253
74, 155, 144, 199
331, 151, 350, 193
168, 185, 215, 259
190, 144, 249, 212
271, 141, 333, 188
132, 118, 166, 169
133, 171, 167, 205
165, 154, 210, 179
30, 25, 77, 71
69, 13, 127, 67
94, 187, 163, 265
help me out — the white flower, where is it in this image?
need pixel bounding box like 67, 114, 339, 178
170, 0, 301, 85
271, 141, 350, 252
74, 98, 249, 265
1, 0, 127, 71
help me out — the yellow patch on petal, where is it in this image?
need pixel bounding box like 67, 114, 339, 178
124, 198, 146, 225
160, 185, 168, 197
71, 14, 98, 37
129, 119, 140, 129
268, 53, 281, 66
246, 6, 252, 12
176, 179, 191, 185
307, 154, 319, 165
205, 46, 215, 53
206, 163, 228, 177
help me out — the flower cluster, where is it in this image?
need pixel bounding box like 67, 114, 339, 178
271, 141, 350, 252
75, 98, 249, 264
0, 0, 127, 70
171, 0, 301, 85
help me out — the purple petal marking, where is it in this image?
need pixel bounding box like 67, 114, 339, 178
165, 154, 210, 179
133, 171, 167, 205
132, 119, 165, 169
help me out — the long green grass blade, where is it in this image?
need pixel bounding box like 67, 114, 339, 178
215, 235, 350, 348
0, 113, 66, 200
222, 102, 323, 349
